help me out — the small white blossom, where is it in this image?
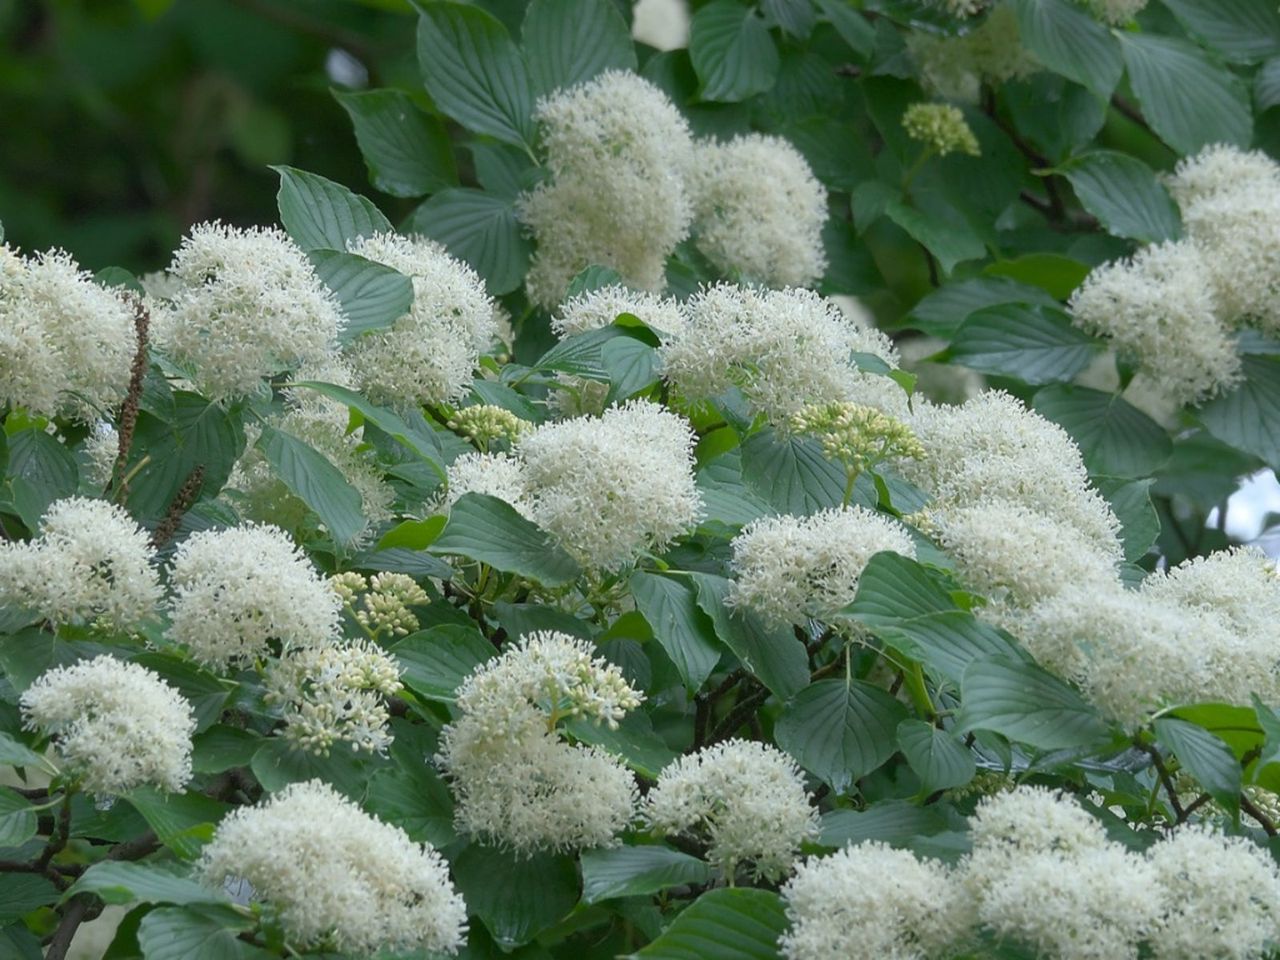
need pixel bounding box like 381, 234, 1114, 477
199, 779, 467, 955
518, 400, 701, 571
644, 739, 819, 881
689, 134, 827, 289
0, 497, 160, 630
21, 655, 194, 795
729, 507, 916, 625
167, 524, 341, 669
81, 421, 120, 489
1166, 144, 1280, 216
154, 223, 342, 400
551, 284, 688, 339
907, 6, 1037, 104
437, 451, 533, 517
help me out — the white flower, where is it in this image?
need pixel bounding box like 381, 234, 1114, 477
729, 507, 916, 625
154, 223, 342, 400
0, 497, 160, 630
780, 841, 970, 960
199, 779, 467, 955
1179, 188, 1280, 336
343, 232, 495, 408
1167, 145, 1280, 215
0, 246, 137, 421
1068, 240, 1240, 406
21, 655, 194, 795
688, 134, 827, 289
1146, 824, 1280, 960
551, 284, 688, 339
907, 6, 1037, 104
518, 70, 695, 306
644, 739, 819, 881
437, 451, 532, 517
901, 392, 1122, 556
661, 284, 906, 423
81, 421, 120, 489
167, 524, 341, 669
437, 632, 642, 856
264, 639, 403, 756
518, 400, 701, 571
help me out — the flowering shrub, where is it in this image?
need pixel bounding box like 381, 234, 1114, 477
3, 1, 1280, 958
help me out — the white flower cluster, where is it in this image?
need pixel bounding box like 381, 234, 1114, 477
518, 400, 701, 571
780, 841, 969, 960
265, 638, 402, 756
153, 222, 342, 400
907, 6, 1037, 104
644, 738, 819, 881
519, 71, 695, 306
437, 632, 642, 856
167, 523, 340, 669
688, 134, 827, 289
729, 507, 916, 625
438, 451, 533, 517
661, 284, 906, 423
551, 283, 688, 339
343, 232, 495, 408
0, 497, 160, 630
199, 779, 467, 955
331, 571, 429, 639
0, 245, 136, 421
21, 655, 194, 795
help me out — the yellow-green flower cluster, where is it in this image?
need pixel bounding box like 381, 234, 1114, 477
903, 103, 980, 157
788, 402, 925, 475
331, 571, 429, 639
448, 404, 530, 447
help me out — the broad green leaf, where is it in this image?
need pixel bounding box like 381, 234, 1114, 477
949, 304, 1102, 385
1057, 151, 1181, 243
689, 0, 780, 103
334, 88, 458, 197
1154, 717, 1242, 816
603, 336, 661, 403
1010, 0, 1122, 98
256, 425, 365, 547
1034, 385, 1172, 478
897, 719, 976, 792
406, 188, 531, 295
1199, 355, 1280, 469
273, 166, 391, 252
845, 553, 1027, 685
137, 905, 264, 960
65, 862, 226, 907
1119, 33, 1252, 155
819, 799, 951, 848
0, 787, 36, 847
292, 380, 445, 477
430, 493, 581, 586
307, 249, 413, 342
1096, 476, 1160, 562
739, 428, 861, 515
124, 787, 230, 860
131, 653, 231, 733
521, 0, 637, 98
762, 0, 816, 38
377, 515, 447, 552
248, 739, 370, 800
775, 679, 908, 792
631, 572, 722, 691
1161, 0, 1280, 64
905, 277, 1057, 338
881, 194, 986, 276
453, 846, 580, 949
627, 887, 788, 960
393, 624, 496, 702
813, 0, 873, 58
1256, 56, 1280, 110
580, 846, 712, 904
190, 726, 260, 775
416, 2, 534, 148
0, 874, 58, 924
364, 760, 456, 848
984, 253, 1090, 300
958, 656, 1113, 751
565, 711, 679, 780
5, 427, 78, 531
0, 731, 56, 773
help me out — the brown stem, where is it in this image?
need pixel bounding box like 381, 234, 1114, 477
707, 687, 770, 745
44, 895, 93, 960
150, 465, 206, 549
1110, 94, 1152, 132
1241, 794, 1278, 837
1138, 741, 1185, 821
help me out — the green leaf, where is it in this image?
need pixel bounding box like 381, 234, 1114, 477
273, 166, 391, 252
880, 194, 986, 276
453, 846, 580, 949
906, 277, 1058, 338
1161, 0, 1280, 64
416, 2, 534, 148
1033, 385, 1173, 478
565, 710, 679, 780
739, 428, 855, 515
137, 905, 263, 960
0, 787, 36, 847
845, 553, 1027, 685
190, 726, 260, 775
949, 304, 1102, 385
431, 493, 581, 586
0, 731, 56, 773
364, 759, 456, 848
897, 719, 976, 792
630, 572, 722, 692
406, 188, 531, 295
256, 425, 365, 547
393, 624, 495, 702
1199, 355, 1280, 469
124, 788, 230, 861
1096, 476, 1160, 563
627, 887, 788, 960
334, 88, 458, 197
603, 336, 661, 404
131, 653, 231, 733
984, 253, 1090, 300
774, 679, 908, 792
65, 862, 227, 907
248, 739, 369, 800
1154, 717, 1242, 816
1010, 0, 1122, 98
521, 0, 637, 98
4, 428, 78, 531
1057, 150, 1181, 243
958, 656, 1113, 751
689, 0, 780, 103
813, 0, 873, 58
1256, 56, 1280, 110
307, 250, 413, 342
291, 380, 445, 477
580, 846, 712, 904
0, 875, 58, 924
376, 515, 447, 552
1118, 33, 1252, 155
819, 799, 951, 848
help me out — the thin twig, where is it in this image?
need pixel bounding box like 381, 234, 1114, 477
44, 896, 93, 960
1241, 794, 1278, 837
1138, 741, 1185, 820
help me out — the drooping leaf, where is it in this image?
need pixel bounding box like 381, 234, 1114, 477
65, 862, 227, 908
453, 845, 580, 949
334, 88, 458, 197
406, 188, 531, 295
430, 493, 581, 586
1154, 717, 1242, 817
580, 846, 713, 905
631, 572, 722, 692
958, 656, 1113, 751
774, 680, 908, 792
627, 887, 788, 960
896, 719, 976, 793
521, 0, 637, 97
0, 787, 36, 848
949, 303, 1103, 385
689, 0, 780, 103
256, 425, 365, 548
308, 249, 413, 342
273, 166, 391, 252
1057, 150, 1181, 243
1034, 385, 1173, 478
